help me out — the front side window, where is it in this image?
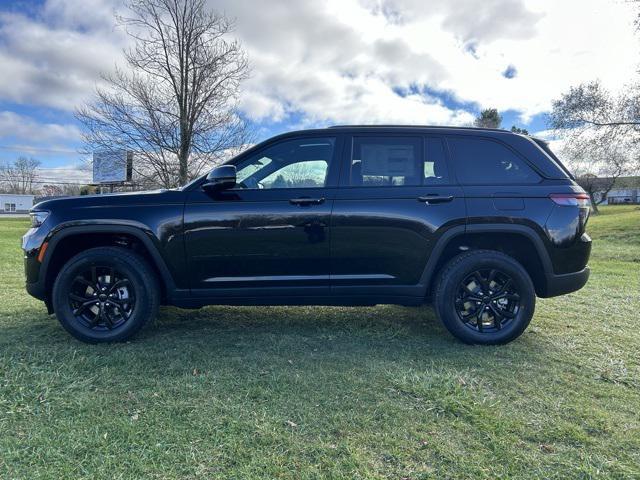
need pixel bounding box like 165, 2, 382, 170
234, 137, 335, 189
448, 137, 540, 185
350, 137, 422, 186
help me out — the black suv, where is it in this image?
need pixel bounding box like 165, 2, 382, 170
23, 126, 591, 344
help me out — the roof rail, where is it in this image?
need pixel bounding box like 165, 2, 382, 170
327, 124, 509, 133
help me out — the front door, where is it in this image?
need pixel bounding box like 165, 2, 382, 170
330, 134, 465, 297
184, 135, 341, 297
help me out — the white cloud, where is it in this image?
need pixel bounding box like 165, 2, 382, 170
217, 0, 478, 125
0, 111, 81, 143
360, 0, 543, 42
0, 0, 637, 141
212, 0, 639, 126
0, 1, 127, 110
37, 164, 92, 184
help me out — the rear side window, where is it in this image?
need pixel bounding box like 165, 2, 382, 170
350, 137, 422, 186
448, 137, 540, 185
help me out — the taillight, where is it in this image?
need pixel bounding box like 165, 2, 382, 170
549, 193, 591, 207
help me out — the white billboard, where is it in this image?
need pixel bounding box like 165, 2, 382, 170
93, 150, 133, 184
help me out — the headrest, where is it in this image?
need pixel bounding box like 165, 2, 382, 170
351, 161, 363, 186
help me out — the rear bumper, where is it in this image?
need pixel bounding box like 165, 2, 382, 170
541, 266, 590, 298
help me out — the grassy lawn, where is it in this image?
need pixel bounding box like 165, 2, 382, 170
0, 206, 639, 479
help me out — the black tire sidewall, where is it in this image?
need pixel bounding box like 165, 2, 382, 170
435, 252, 535, 345
52, 248, 158, 343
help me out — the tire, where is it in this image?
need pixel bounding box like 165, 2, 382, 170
52, 247, 160, 343
433, 250, 535, 345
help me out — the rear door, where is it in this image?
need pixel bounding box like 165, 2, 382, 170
445, 135, 552, 229
330, 133, 465, 297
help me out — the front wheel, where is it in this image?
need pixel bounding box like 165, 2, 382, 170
52, 247, 160, 343
434, 250, 535, 345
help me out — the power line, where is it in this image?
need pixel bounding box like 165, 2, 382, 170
1, 176, 91, 183
0, 180, 93, 186
1, 178, 147, 187
0, 145, 81, 154
2, 175, 91, 180
2, 178, 92, 183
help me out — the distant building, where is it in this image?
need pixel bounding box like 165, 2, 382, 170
605, 187, 639, 204
578, 176, 640, 205
603, 177, 639, 205
0, 193, 35, 213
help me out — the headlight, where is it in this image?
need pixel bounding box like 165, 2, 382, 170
30, 211, 49, 228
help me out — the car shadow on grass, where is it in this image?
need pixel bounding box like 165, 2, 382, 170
143, 304, 553, 366
0, 303, 557, 381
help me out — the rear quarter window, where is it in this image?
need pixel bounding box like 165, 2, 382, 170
447, 136, 541, 185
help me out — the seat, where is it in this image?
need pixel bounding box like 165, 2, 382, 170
351, 161, 363, 186
424, 158, 445, 184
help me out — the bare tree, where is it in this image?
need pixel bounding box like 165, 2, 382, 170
549, 81, 640, 135
0, 157, 41, 194
77, 0, 252, 188
548, 80, 640, 212
40, 184, 65, 197
40, 183, 82, 197
563, 144, 630, 213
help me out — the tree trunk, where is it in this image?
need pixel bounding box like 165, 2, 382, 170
178, 123, 189, 186
178, 116, 190, 185
588, 192, 600, 214
178, 150, 188, 186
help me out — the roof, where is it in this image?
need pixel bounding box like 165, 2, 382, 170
0, 193, 35, 197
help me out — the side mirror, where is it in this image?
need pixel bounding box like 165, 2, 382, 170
203, 165, 236, 191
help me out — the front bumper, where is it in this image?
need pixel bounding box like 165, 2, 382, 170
26, 278, 46, 301
541, 266, 590, 298
23, 225, 48, 301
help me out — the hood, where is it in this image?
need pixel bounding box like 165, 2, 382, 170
32, 189, 185, 212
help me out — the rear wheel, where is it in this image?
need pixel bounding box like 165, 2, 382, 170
434, 250, 535, 345
52, 247, 159, 343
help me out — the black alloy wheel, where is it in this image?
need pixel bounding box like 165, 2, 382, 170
52, 247, 159, 343
455, 269, 520, 333
434, 250, 535, 345
68, 265, 136, 331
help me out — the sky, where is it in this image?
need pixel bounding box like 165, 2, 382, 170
0, 0, 638, 184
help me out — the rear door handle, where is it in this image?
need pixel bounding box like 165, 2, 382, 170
417, 195, 454, 205
289, 197, 325, 206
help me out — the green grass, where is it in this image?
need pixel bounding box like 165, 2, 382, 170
1, 206, 639, 479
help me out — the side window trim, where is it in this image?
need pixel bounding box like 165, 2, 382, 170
444, 134, 543, 186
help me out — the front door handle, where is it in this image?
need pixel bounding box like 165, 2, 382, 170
417, 195, 454, 205
289, 197, 325, 206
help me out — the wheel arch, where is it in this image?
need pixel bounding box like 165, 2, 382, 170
41, 224, 176, 309
422, 224, 553, 298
